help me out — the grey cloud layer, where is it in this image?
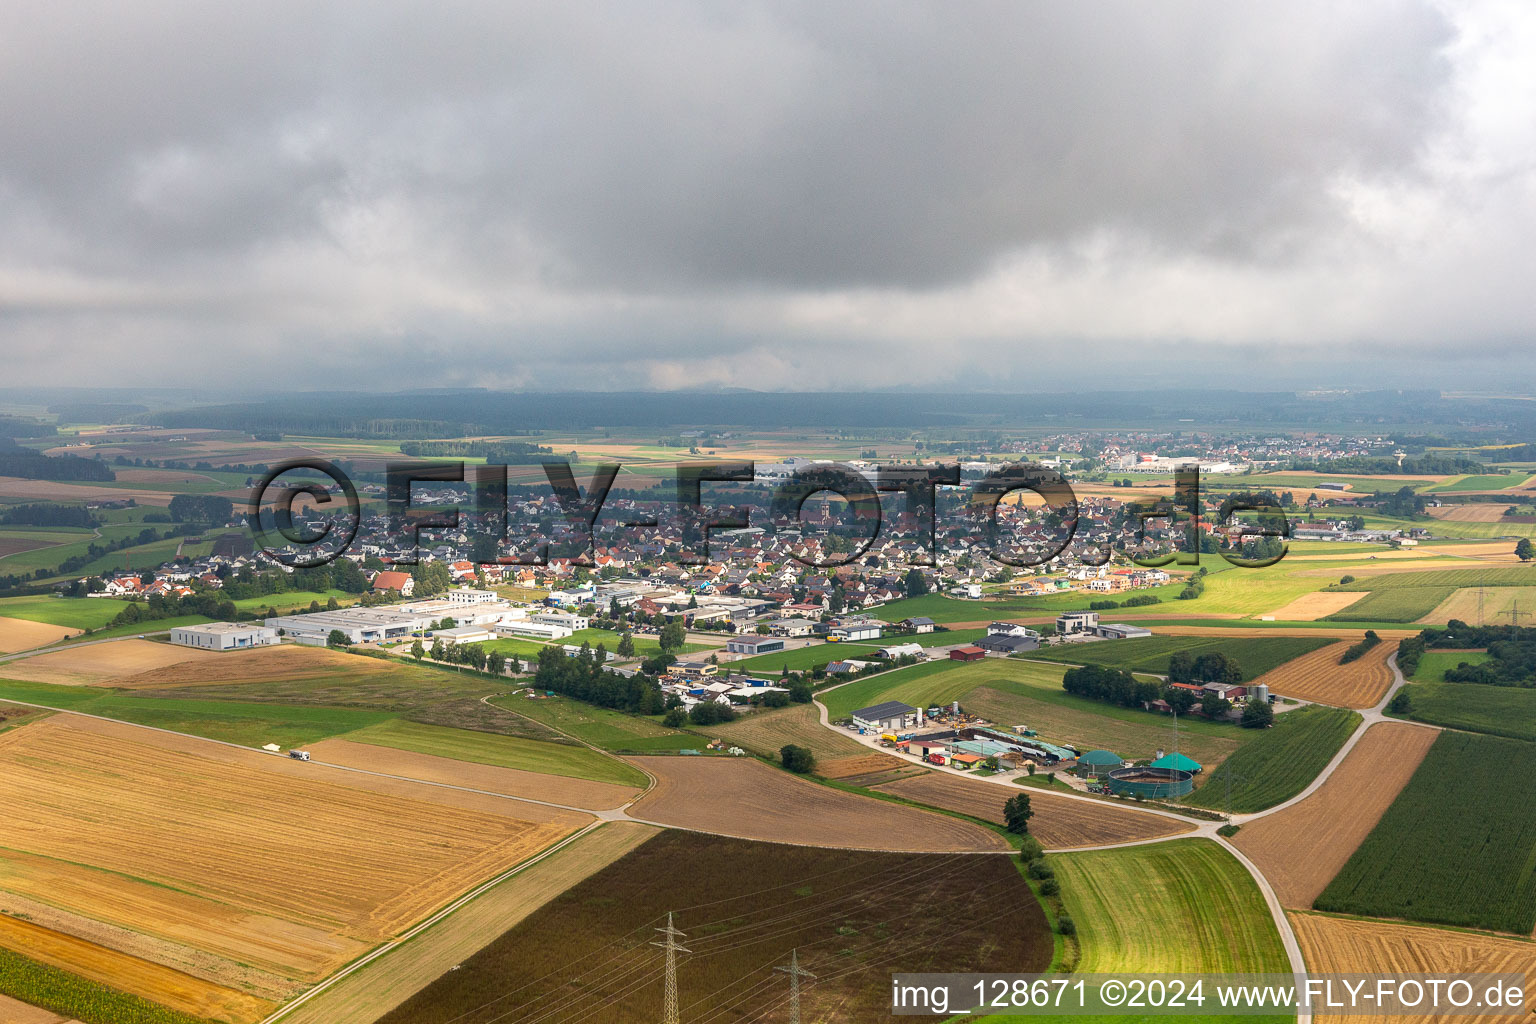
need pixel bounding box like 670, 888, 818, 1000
1, 1, 1525, 389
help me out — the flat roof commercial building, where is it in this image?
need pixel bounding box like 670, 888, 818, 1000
170, 622, 278, 651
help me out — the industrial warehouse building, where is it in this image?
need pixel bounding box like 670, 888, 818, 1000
726, 635, 786, 656
1096, 623, 1152, 640
170, 622, 278, 651
975, 633, 1039, 655
851, 700, 920, 732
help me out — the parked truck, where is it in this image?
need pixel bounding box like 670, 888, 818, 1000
288, 750, 311, 761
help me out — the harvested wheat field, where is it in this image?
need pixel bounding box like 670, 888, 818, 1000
108, 641, 399, 690
0, 916, 273, 1023
303, 736, 640, 810
0, 993, 82, 1024
1265, 592, 1367, 621
870, 771, 1195, 849
1234, 722, 1438, 909
623, 755, 1009, 852
0, 616, 79, 653
279, 821, 660, 1024
1429, 504, 1515, 522
1249, 640, 1397, 708
1290, 912, 1536, 1023
0, 637, 220, 686
0, 715, 578, 1013
1418, 586, 1536, 626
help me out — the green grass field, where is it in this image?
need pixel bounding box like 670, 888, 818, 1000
1316, 731, 1536, 933
818, 660, 978, 720
491, 692, 697, 752
1330, 566, 1536, 590
1054, 838, 1292, 972
1320, 587, 1454, 622
0, 677, 393, 748
230, 589, 357, 614
341, 717, 648, 787
1182, 705, 1359, 812
0, 595, 139, 629
1026, 635, 1331, 679
1410, 649, 1491, 682
1393, 680, 1536, 742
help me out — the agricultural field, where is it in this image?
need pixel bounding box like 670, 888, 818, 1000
1316, 731, 1536, 933
868, 771, 1196, 848
279, 822, 660, 1024
490, 691, 696, 752
121, 645, 566, 741
1328, 565, 1536, 590
1425, 471, 1535, 492
1417, 585, 1536, 625
335, 718, 648, 788
1391, 679, 1536, 742
1233, 722, 1442, 910
623, 755, 1010, 851
1183, 705, 1360, 812
1263, 590, 1367, 620
1026, 634, 1331, 678
378, 831, 1051, 1024
0, 638, 223, 687
0, 616, 80, 653
1246, 640, 1397, 707
0, 676, 394, 749
1054, 839, 1292, 973
695, 701, 869, 761
0, 716, 579, 1019
1289, 913, 1536, 1024
0, 595, 136, 631
1320, 587, 1454, 622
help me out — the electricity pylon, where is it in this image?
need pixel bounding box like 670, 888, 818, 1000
652, 913, 690, 1024
776, 949, 817, 1024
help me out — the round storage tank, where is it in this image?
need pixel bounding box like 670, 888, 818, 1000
1106, 765, 1194, 799
1252, 683, 1269, 703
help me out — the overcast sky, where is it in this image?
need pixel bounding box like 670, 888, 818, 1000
2, 1, 1532, 392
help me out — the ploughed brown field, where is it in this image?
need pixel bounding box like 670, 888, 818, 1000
816, 750, 912, 779
1248, 640, 1397, 708
1233, 722, 1439, 909
623, 755, 1010, 852
870, 770, 1196, 849
0, 715, 582, 1020
0, 615, 80, 653
1290, 912, 1536, 1024
380, 830, 1053, 1024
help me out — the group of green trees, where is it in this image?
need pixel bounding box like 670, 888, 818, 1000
1339, 630, 1381, 664
1062, 660, 1269, 726
532, 643, 667, 714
